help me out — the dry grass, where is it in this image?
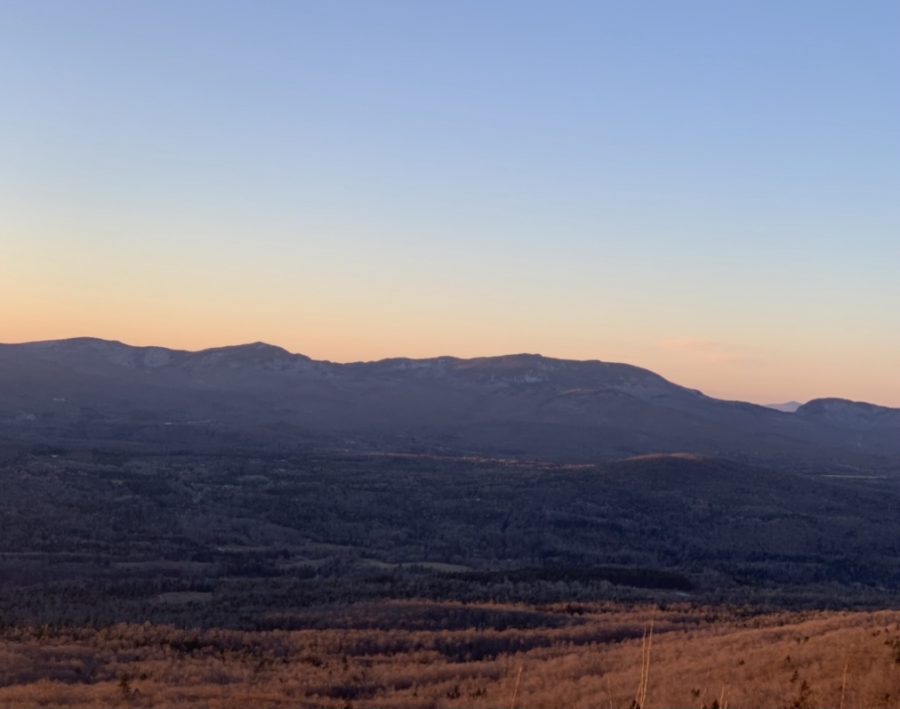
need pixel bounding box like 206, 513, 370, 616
634, 621, 653, 709
0, 602, 899, 708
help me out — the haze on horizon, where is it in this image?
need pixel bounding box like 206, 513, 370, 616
3, 1, 899, 407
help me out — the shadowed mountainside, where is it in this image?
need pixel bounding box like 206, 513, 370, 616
1, 337, 898, 468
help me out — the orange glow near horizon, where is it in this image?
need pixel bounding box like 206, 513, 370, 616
3, 298, 898, 408
4, 219, 898, 408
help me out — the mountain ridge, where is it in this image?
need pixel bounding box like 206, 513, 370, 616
1, 337, 897, 468
7, 336, 894, 413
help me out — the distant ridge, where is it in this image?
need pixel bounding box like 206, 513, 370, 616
0, 337, 897, 468
765, 401, 803, 413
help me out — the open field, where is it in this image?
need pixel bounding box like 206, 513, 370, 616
1, 603, 899, 708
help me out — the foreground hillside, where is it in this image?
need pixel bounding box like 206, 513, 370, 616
1, 603, 899, 708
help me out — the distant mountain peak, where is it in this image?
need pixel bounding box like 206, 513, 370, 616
796, 397, 900, 429
214, 341, 293, 355
799, 397, 896, 413
765, 401, 803, 413
28, 336, 130, 350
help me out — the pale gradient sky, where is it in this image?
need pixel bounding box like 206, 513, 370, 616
2, 1, 899, 405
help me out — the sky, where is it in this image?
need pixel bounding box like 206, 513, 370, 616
2, 0, 899, 405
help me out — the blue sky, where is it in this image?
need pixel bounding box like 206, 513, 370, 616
2, 1, 899, 403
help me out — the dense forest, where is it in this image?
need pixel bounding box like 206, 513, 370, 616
2, 445, 900, 630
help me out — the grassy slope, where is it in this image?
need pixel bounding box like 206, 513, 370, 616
1, 603, 899, 708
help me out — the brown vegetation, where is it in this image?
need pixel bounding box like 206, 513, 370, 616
1, 602, 899, 708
